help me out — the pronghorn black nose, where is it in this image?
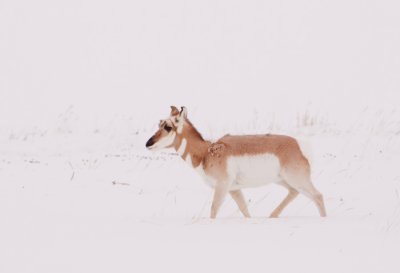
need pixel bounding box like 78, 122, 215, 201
146, 138, 154, 148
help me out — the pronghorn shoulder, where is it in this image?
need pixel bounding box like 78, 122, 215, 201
207, 141, 227, 158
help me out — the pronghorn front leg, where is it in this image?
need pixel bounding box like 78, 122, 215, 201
230, 190, 251, 218
210, 182, 230, 219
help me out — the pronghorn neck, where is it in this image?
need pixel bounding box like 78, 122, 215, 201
173, 120, 209, 168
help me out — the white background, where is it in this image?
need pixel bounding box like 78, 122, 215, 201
1, 1, 399, 273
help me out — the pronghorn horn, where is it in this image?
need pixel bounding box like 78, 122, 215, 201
180, 106, 187, 118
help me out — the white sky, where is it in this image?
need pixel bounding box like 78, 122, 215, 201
0, 0, 399, 130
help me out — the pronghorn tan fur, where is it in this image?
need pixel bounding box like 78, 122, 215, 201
146, 106, 327, 219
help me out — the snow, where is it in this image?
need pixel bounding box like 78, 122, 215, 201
1, 0, 400, 272
1, 130, 399, 272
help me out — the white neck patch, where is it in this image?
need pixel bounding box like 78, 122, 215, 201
177, 123, 184, 134
177, 138, 187, 156
185, 153, 193, 168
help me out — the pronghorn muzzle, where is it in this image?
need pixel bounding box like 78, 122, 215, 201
146, 137, 154, 148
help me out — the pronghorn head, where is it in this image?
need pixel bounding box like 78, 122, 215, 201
146, 106, 188, 150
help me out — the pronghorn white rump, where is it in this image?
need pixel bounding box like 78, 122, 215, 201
146, 106, 327, 219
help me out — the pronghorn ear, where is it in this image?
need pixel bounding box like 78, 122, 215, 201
180, 106, 188, 119
170, 106, 180, 116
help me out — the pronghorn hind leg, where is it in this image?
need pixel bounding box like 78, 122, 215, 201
270, 186, 299, 218
285, 178, 327, 217
306, 186, 327, 217
230, 190, 251, 218
295, 181, 327, 217
210, 182, 230, 219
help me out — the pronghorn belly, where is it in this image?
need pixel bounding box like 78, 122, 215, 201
227, 154, 281, 189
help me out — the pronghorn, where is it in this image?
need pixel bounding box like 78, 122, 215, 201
146, 106, 327, 219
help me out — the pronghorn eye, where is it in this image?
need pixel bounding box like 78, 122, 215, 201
164, 126, 172, 132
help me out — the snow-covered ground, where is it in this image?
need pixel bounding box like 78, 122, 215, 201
1, 0, 400, 272
1, 114, 399, 273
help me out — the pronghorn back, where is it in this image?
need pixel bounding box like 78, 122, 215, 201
217, 134, 309, 167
